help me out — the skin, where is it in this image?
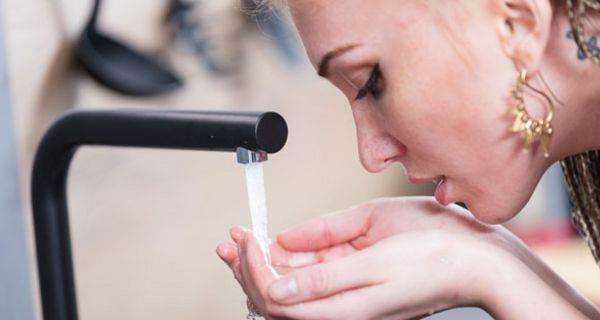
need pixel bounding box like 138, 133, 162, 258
218, 0, 600, 318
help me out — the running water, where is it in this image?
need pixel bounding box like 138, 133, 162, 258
243, 162, 271, 262
242, 161, 271, 319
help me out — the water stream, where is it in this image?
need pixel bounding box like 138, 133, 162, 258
243, 162, 270, 319
243, 162, 271, 262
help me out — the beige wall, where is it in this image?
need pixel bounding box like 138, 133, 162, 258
4, 1, 427, 319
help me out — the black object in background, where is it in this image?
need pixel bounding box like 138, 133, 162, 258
168, 0, 237, 75
76, 0, 183, 96
166, 0, 302, 77
31, 109, 288, 320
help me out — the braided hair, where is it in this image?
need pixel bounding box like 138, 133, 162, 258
561, 0, 600, 267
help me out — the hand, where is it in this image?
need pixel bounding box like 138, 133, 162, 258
218, 197, 504, 318
216, 226, 367, 320
273, 196, 509, 252
218, 197, 598, 319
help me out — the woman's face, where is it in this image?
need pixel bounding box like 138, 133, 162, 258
289, 0, 551, 223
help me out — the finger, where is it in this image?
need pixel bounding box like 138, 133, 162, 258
228, 227, 305, 278
243, 231, 279, 284
233, 226, 322, 270
216, 242, 244, 284
233, 227, 326, 273
277, 203, 373, 252
270, 243, 320, 268
269, 285, 384, 320
275, 242, 359, 269
238, 231, 278, 297
230, 226, 247, 243
267, 250, 377, 305
216, 242, 238, 265
238, 230, 281, 317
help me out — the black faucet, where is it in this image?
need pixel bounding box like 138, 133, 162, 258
30, 109, 288, 320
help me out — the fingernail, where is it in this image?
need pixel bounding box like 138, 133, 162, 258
269, 277, 298, 301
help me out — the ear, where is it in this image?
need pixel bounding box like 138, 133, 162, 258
493, 0, 553, 76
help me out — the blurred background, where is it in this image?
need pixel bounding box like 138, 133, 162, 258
0, 1, 598, 319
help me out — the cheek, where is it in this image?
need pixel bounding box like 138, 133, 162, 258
378, 2, 514, 155
379, 39, 479, 149
382, 61, 504, 164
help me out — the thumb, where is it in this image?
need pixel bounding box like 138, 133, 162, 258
277, 203, 374, 252
267, 248, 377, 304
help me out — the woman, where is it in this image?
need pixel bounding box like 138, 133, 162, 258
217, 0, 600, 318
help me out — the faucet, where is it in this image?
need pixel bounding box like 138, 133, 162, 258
30, 109, 287, 320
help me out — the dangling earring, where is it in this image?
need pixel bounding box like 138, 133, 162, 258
510, 69, 555, 158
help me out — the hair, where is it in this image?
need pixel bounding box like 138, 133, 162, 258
557, 0, 600, 269
562, 153, 600, 265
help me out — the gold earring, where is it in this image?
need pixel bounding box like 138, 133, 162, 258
510, 69, 554, 158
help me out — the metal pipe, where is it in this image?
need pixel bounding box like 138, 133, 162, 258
31, 109, 287, 320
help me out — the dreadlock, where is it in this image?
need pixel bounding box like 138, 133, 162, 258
561, 0, 600, 267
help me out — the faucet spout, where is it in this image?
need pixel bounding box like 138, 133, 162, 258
237, 147, 268, 164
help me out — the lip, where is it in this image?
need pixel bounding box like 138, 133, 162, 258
434, 177, 449, 206
407, 176, 438, 184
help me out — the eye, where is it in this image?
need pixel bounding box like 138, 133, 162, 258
355, 64, 383, 101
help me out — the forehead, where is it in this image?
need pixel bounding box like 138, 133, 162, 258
288, 0, 423, 67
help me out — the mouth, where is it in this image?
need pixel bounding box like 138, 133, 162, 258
407, 174, 450, 206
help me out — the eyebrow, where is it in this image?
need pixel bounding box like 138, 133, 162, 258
317, 44, 359, 77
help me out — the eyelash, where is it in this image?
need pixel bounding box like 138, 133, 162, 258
355, 63, 383, 101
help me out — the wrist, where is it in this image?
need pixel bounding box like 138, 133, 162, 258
430, 236, 512, 311
474, 245, 587, 319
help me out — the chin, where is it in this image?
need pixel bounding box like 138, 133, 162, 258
445, 166, 545, 225
461, 189, 534, 225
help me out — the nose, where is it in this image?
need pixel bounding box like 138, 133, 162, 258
354, 112, 406, 173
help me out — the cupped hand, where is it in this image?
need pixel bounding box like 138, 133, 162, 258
216, 225, 367, 320
274, 196, 510, 254
220, 225, 507, 319
218, 197, 599, 319
216, 197, 537, 319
